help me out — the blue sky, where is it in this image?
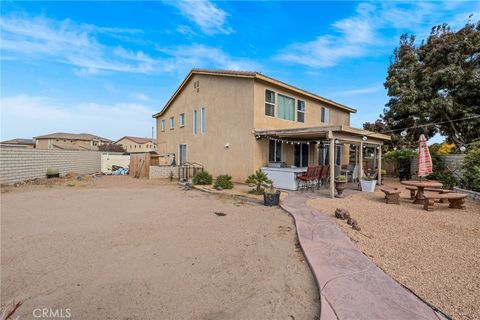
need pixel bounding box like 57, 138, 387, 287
1, 1, 479, 141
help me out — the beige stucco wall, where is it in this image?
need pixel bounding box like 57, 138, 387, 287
155, 74, 353, 182
116, 138, 156, 153
252, 79, 351, 172
156, 74, 255, 182
35, 138, 107, 150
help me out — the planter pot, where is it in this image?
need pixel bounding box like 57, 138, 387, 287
264, 190, 281, 206
360, 180, 377, 192
46, 168, 60, 179
334, 181, 347, 198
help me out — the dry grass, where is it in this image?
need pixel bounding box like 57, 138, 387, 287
308, 178, 480, 320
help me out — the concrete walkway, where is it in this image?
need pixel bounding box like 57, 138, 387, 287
281, 192, 448, 320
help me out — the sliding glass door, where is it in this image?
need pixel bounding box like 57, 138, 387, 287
294, 143, 309, 167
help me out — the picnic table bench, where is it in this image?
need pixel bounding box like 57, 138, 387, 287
405, 186, 454, 202
423, 192, 468, 211
380, 187, 401, 204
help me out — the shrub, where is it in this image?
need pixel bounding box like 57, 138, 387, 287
245, 170, 271, 195
427, 154, 458, 189
384, 148, 417, 160
214, 174, 234, 189
461, 147, 480, 192
192, 171, 212, 185
335, 175, 347, 182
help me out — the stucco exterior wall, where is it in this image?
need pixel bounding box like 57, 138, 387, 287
156, 74, 255, 182
116, 138, 156, 153
252, 79, 351, 171
35, 138, 106, 150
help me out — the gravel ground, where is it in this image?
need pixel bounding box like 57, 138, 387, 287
1, 176, 319, 320
308, 178, 480, 320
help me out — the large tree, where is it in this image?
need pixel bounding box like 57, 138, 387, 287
383, 20, 480, 146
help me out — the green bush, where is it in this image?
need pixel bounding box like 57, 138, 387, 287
384, 148, 417, 160
192, 171, 212, 185
461, 147, 480, 192
214, 174, 234, 189
245, 170, 271, 195
427, 154, 458, 189
335, 175, 347, 182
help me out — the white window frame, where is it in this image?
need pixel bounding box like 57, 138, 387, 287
297, 100, 305, 123
200, 107, 206, 134
161, 119, 166, 131
265, 89, 275, 117
180, 113, 185, 127
269, 140, 282, 162
170, 117, 174, 129
193, 110, 198, 135
179, 144, 187, 165
321, 107, 330, 124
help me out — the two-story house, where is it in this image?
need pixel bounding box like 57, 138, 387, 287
115, 136, 157, 153
153, 69, 389, 188
34, 132, 112, 151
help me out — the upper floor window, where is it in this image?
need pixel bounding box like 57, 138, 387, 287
161, 119, 166, 131
201, 107, 206, 134
170, 117, 174, 129
321, 107, 330, 124
193, 110, 198, 135
297, 100, 305, 123
265, 89, 275, 117
278, 94, 295, 121
180, 113, 185, 127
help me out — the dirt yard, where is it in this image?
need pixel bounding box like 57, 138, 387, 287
1, 176, 319, 320
308, 178, 480, 320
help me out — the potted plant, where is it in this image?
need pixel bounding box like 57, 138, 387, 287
360, 175, 377, 192
334, 175, 347, 198
263, 184, 281, 206
246, 170, 280, 206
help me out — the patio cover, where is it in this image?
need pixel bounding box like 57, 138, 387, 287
254, 125, 391, 198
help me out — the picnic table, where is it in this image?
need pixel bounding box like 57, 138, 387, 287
401, 180, 443, 204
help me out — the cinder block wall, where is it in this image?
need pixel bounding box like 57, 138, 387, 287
0, 147, 102, 184
149, 165, 178, 179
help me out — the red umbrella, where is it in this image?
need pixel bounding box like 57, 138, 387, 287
417, 134, 433, 177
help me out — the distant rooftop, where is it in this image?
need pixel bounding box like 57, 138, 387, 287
1, 138, 35, 145
115, 136, 157, 144
34, 132, 112, 142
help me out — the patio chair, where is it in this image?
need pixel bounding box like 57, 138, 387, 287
320, 165, 330, 188
297, 166, 318, 191
316, 165, 324, 189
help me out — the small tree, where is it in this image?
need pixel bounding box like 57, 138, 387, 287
245, 170, 271, 195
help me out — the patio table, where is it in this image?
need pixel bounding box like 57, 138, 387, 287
401, 180, 443, 204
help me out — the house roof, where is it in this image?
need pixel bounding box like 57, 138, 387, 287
51, 143, 98, 151
115, 136, 157, 144
33, 132, 112, 142
1, 138, 35, 145
152, 69, 357, 118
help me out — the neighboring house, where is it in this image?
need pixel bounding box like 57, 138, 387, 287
0, 138, 35, 148
34, 133, 112, 151
115, 136, 157, 153
153, 69, 390, 183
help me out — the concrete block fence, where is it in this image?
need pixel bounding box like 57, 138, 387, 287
0, 146, 102, 184
149, 165, 178, 179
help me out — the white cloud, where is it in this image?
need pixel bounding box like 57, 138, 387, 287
0, 14, 170, 74
335, 86, 382, 96
167, 0, 232, 35
276, 2, 479, 68
1, 95, 156, 140
0, 13, 253, 75
158, 44, 259, 71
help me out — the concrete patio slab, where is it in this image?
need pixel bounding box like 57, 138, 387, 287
281, 192, 448, 320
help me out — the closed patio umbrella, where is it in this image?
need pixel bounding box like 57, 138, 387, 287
417, 134, 433, 178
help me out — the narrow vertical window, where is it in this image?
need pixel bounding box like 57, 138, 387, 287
193, 110, 198, 135
170, 117, 174, 129
180, 113, 185, 127
269, 140, 282, 162
321, 107, 330, 124
201, 107, 206, 134
297, 100, 305, 123
161, 120, 166, 131
265, 89, 275, 116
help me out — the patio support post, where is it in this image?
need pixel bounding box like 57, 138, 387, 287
359, 142, 363, 182
329, 137, 335, 198
378, 145, 382, 185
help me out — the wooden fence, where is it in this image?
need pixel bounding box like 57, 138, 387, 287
129, 154, 151, 178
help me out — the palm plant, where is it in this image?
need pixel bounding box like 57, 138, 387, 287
245, 170, 271, 195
